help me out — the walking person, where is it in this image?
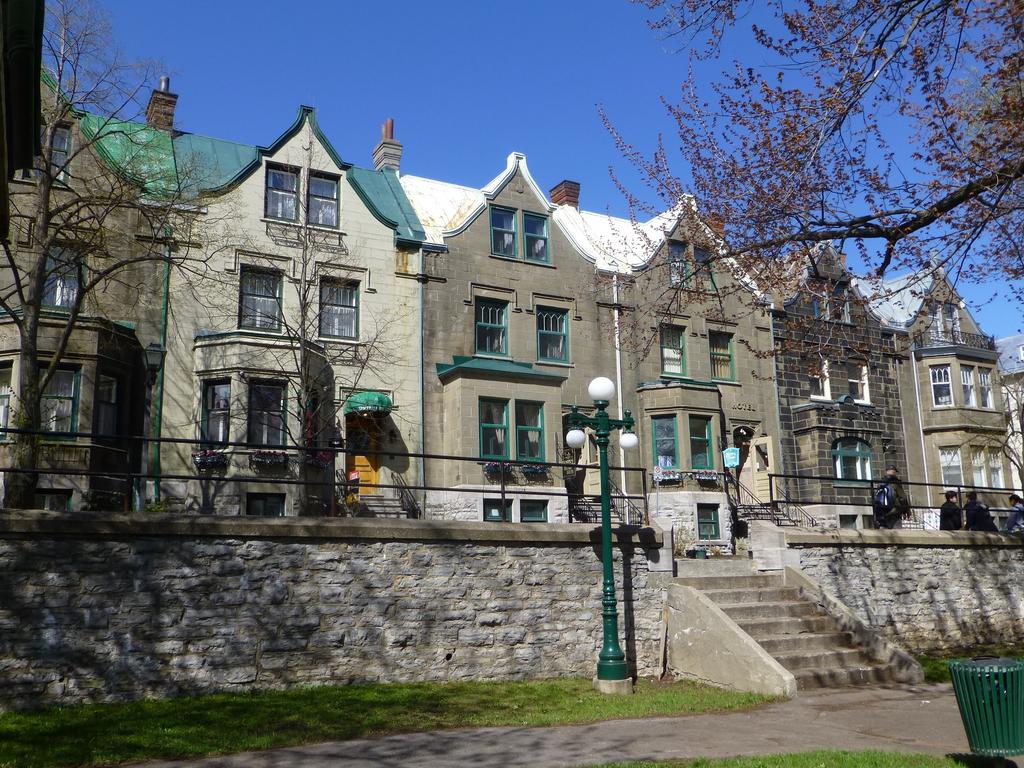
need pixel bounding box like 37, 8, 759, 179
964, 491, 998, 532
874, 465, 911, 529
1004, 494, 1024, 534
939, 490, 962, 531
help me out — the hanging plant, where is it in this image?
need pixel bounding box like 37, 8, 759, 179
192, 450, 228, 470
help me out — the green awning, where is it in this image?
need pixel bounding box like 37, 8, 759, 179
344, 391, 393, 416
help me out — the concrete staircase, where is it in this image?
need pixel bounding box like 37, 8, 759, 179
353, 495, 409, 518
675, 561, 907, 690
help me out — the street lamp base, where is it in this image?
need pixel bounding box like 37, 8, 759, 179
593, 676, 634, 695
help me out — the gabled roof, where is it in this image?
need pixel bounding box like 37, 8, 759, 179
997, 334, 1024, 374
348, 167, 427, 245
172, 105, 350, 194
553, 205, 681, 272
79, 114, 178, 197
851, 270, 936, 328
81, 105, 427, 246
401, 152, 553, 247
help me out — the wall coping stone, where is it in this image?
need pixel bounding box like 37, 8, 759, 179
784, 527, 1024, 549
0, 511, 664, 547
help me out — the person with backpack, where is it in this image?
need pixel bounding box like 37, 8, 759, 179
939, 490, 962, 530
964, 491, 998, 532
1004, 494, 1024, 534
874, 465, 910, 529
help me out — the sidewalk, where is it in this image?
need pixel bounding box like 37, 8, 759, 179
145, 683, 972, 768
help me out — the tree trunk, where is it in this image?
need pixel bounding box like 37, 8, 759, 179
5, 323, 42, 508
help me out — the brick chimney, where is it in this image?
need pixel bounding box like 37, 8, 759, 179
145, 76, 177, 132
550, 180, 580, 208
372, 118, 402, 172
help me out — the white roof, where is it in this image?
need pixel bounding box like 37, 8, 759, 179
399, 151, 679, 271
852, 271, 936, 327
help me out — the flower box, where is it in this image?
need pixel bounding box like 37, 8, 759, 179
482, 461, 507, 475
304, 450, 333, 470
520, 463, 549, 478
689, 470, 720, 483
250, 450, 289, 469
192, 450, 228, 470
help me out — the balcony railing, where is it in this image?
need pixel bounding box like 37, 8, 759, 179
913, 329, 996, 351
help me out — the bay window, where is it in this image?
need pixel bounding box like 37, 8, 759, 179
930, 365, 952, 406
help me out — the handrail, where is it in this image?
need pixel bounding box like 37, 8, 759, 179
912, 329, 996, 351
608, 475, 646, 527
391, 471, 422, 519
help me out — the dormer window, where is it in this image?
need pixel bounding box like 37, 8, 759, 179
490, 207, 517, 258
308, 173, 339, 228
265, 165, 298, 221
50, 124, 71, 180
523, 213, 549, 263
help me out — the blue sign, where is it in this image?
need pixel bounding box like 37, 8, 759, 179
723, 447, 740, 468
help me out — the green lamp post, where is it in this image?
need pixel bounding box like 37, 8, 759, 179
565, 376, 639, 694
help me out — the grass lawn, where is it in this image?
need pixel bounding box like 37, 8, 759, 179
593, 751, 969, 767
0, 677, 771, 768
917, 644, 1024, 683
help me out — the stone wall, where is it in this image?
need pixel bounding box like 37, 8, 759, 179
782, 528, 1024, 652
0, 513, 665, 711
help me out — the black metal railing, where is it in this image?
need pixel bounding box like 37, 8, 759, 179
0, 426, 650, 526
392, 471, 422, 519
768, 471, 1021, 528
913, 329, 997, 351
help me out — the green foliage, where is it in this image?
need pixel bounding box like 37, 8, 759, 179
917, 644, 1024, 684
143, 500, 167, 514
0, 678, 771, 768
595, 751, 964, 768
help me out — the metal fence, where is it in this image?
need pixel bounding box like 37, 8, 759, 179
0, 427, 649, 526
768, 470, 1021, 527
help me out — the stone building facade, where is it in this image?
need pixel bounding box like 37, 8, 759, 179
772, 248, 912, 528
862, 268, 1011, 514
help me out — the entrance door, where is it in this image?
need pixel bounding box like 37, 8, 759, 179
346, 416, 381, 495
751, 436, 775, 504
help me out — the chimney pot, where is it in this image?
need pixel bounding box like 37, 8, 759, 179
146, 76, 178, 132
550, 180, 581, 208
373, 117, 402, 172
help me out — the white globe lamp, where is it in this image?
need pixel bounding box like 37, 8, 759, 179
565, 428, 587, 449
588, 376, 615, 401
619, 431, 639, 450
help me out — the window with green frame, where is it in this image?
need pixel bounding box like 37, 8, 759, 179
490, 206, 517, 258
536, 307, 568, 362
475, 298, 508, 356
688, 415, 713, 469
479, 398, 509, 459
0, 365, 11, 432
708, 331, 734, 381
515, 401, 544, 461
247, 493, 285, 517
40, 368, 79, 435
35, 490, 72, 512
483, 498, 512, 522
668, 241, 689, 286
239, 268, 282, 331
660, 325, 686, 375
523, 213, 550, 263
652, 415, 679, 469
697, 503, 721, 540
520, 499, 548, 523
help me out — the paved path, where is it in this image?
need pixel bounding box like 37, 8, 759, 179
146, 684, 977, 768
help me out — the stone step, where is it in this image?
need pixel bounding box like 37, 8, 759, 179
793, 664, 897, 690
772, 648, 867, 671
701, 586, 802, 605
673, 574, 785, 590
755, 632, 854, 654
674, 558, 756, 577
736, 615, 839, 638
719, 600, 819, 620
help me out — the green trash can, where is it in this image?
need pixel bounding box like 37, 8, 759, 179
949, 658, 1024, 757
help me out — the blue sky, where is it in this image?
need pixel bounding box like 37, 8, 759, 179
98, 0, 1014, 338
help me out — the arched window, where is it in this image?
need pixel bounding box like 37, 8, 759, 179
832, 438, 872, 480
